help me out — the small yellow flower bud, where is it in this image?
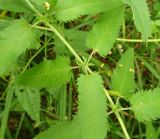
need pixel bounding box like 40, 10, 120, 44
44, 2, 50, 10
129, 68, 135, 73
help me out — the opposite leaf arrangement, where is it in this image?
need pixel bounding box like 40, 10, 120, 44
0, 0, 160, 139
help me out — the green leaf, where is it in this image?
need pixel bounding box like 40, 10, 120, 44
55, 0, 123, 22
15, 87, 40, 123
0, 0, 32, 13
34, 121, 81, 139
122, 0, 151, 41
146, 122, 158, 139
111, 48, 135, 98
86, 5, 124, 56
55, 29, 88, 55
0, 19, 40, 75
15, 57, 72, 89
77, 72, 108, 139
130, 88, 160, 121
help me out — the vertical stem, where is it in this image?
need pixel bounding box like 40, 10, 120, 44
15, 113, 25, 139
58, 86, 67, 121
0, 86, 14, 139
105, 90, 130, 139
135, 59, 143, 90
138, 123, 143, 139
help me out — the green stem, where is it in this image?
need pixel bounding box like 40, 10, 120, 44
118, 107, 132, 111
0, 85, 14, 139
86, 50, 95, 65
117, 38, 160, 43
0, 85, 10, 101
15, 113, 25, 139
105, 90, 130, 139
45, 22, 84, 64
31, 25, 52, 31
108, 107, 131, 116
